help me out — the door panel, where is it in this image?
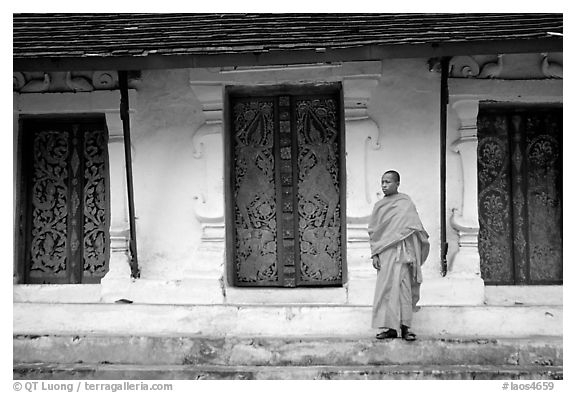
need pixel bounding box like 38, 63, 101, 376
21, 117, 110, 284
477, 107, 562, 285
477, 113, 515, 284
524, 112, 562, 283
231, 98, 279, 285
296, 97, 342, 285
229, 88, 345, 287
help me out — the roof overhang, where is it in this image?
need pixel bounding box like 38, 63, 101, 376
13, 37, 563, 72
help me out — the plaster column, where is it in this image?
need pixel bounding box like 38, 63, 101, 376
450, 100, 482, 276
342, 77, 383, 305
437, 99, 484, 304
100, 112, 133, 301
184, 82, 226, 303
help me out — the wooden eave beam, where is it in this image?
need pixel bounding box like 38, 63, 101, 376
13, 38, 562, 72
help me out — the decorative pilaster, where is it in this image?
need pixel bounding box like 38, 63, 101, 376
187, 82, 226, 280
342, 77, 382, 304
100, 112, 132, 300
419, 98, 484, 306
343, 77, 382, 236
449, 99, 482, 278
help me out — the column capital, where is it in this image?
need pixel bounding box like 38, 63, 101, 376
104, 112, 124, 137
342, 78, 379, 120
189, 82, 227, 158
452, 99, 480, 139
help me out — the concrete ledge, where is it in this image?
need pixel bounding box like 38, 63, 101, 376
13, 303, 562, 338
13, 363, 563, 380
13, 335, 563, 367
13, 285, 102, 303
420, 277, 485, 306
14, 279, 226, 305
224, 287, 347, 305
485, 286, 562, 306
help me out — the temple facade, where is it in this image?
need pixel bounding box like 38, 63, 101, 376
13, 15, 562, 362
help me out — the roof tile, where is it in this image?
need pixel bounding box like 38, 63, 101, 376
13, 13, 563, 59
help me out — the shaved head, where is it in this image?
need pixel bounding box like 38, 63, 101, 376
383, 170, 400, 183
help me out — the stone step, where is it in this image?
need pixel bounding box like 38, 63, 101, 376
14, 335, 562, 368
13, 363, 563, 380
13, 303, 562, 337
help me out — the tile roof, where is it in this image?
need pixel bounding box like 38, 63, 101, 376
13, 13, 562, 60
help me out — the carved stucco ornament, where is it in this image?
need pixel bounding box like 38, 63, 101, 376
541, 53, 563, 79
14, 71, 130, 93
19, 73, 51, 93
65, 72, 94, 92
478, 54, 504, 79
449, 56, 480, 78
13, 72, 26, 90
92, 71, 119, 89
449, 55, 504, 79
448, 54, 562, 80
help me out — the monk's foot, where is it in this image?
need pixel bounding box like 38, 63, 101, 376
376, 328, 398, 339
401, 325, 416, 341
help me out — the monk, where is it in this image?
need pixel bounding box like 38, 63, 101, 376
368, 170, 429, 341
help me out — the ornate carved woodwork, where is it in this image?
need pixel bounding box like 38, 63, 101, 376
477, 107, 562, 285
524, 111, 562, 283
296, 97, 342, 284
231, 98, 278, 284
228, 88, 345, 287
21, 117, 110, 284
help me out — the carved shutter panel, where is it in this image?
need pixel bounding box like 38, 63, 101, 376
231, 98, 279, 285
524, 110, 562, 283
21, 117, 110, 284
229, 87, 345, 287
477, 113, 515, 284
295, 96, 343, 285
477, 107, 562, 285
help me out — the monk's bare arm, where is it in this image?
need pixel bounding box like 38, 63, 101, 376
372, 255, 380, 270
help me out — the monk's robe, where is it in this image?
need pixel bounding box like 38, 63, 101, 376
368, 192, 429, 331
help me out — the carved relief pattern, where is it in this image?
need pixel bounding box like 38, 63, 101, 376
83, 129, 109, 278
510, 116, 528, 283
296, 97, 342, 283
478, 109, 563, 285
68, 130, 82, 282
29, 130, 70, 279
232, 99, 278, 283
477, 114, 514, 283
278, 97, 296, 287
525, 111, 562, 283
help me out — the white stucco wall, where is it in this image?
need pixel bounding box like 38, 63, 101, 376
369, 59, 443, 279
13, 55, 562, 307
126, 60, 446, 284
131, 70, 205, 280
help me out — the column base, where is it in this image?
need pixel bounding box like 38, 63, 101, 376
101, 277, 225, 305
100, 251, 133, 303
420, 276, 485, 306
345, 240, 376, 305
346, 275, 376, 305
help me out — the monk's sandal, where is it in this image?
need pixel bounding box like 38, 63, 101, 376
376, 329, 398, 339
401, 325, 416, 341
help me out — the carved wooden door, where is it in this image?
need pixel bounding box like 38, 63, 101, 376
477, 106, 562, 285
227, 86, 345, 287
19, 117, 110, 284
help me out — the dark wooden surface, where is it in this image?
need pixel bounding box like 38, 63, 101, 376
478, 106, 562, 285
